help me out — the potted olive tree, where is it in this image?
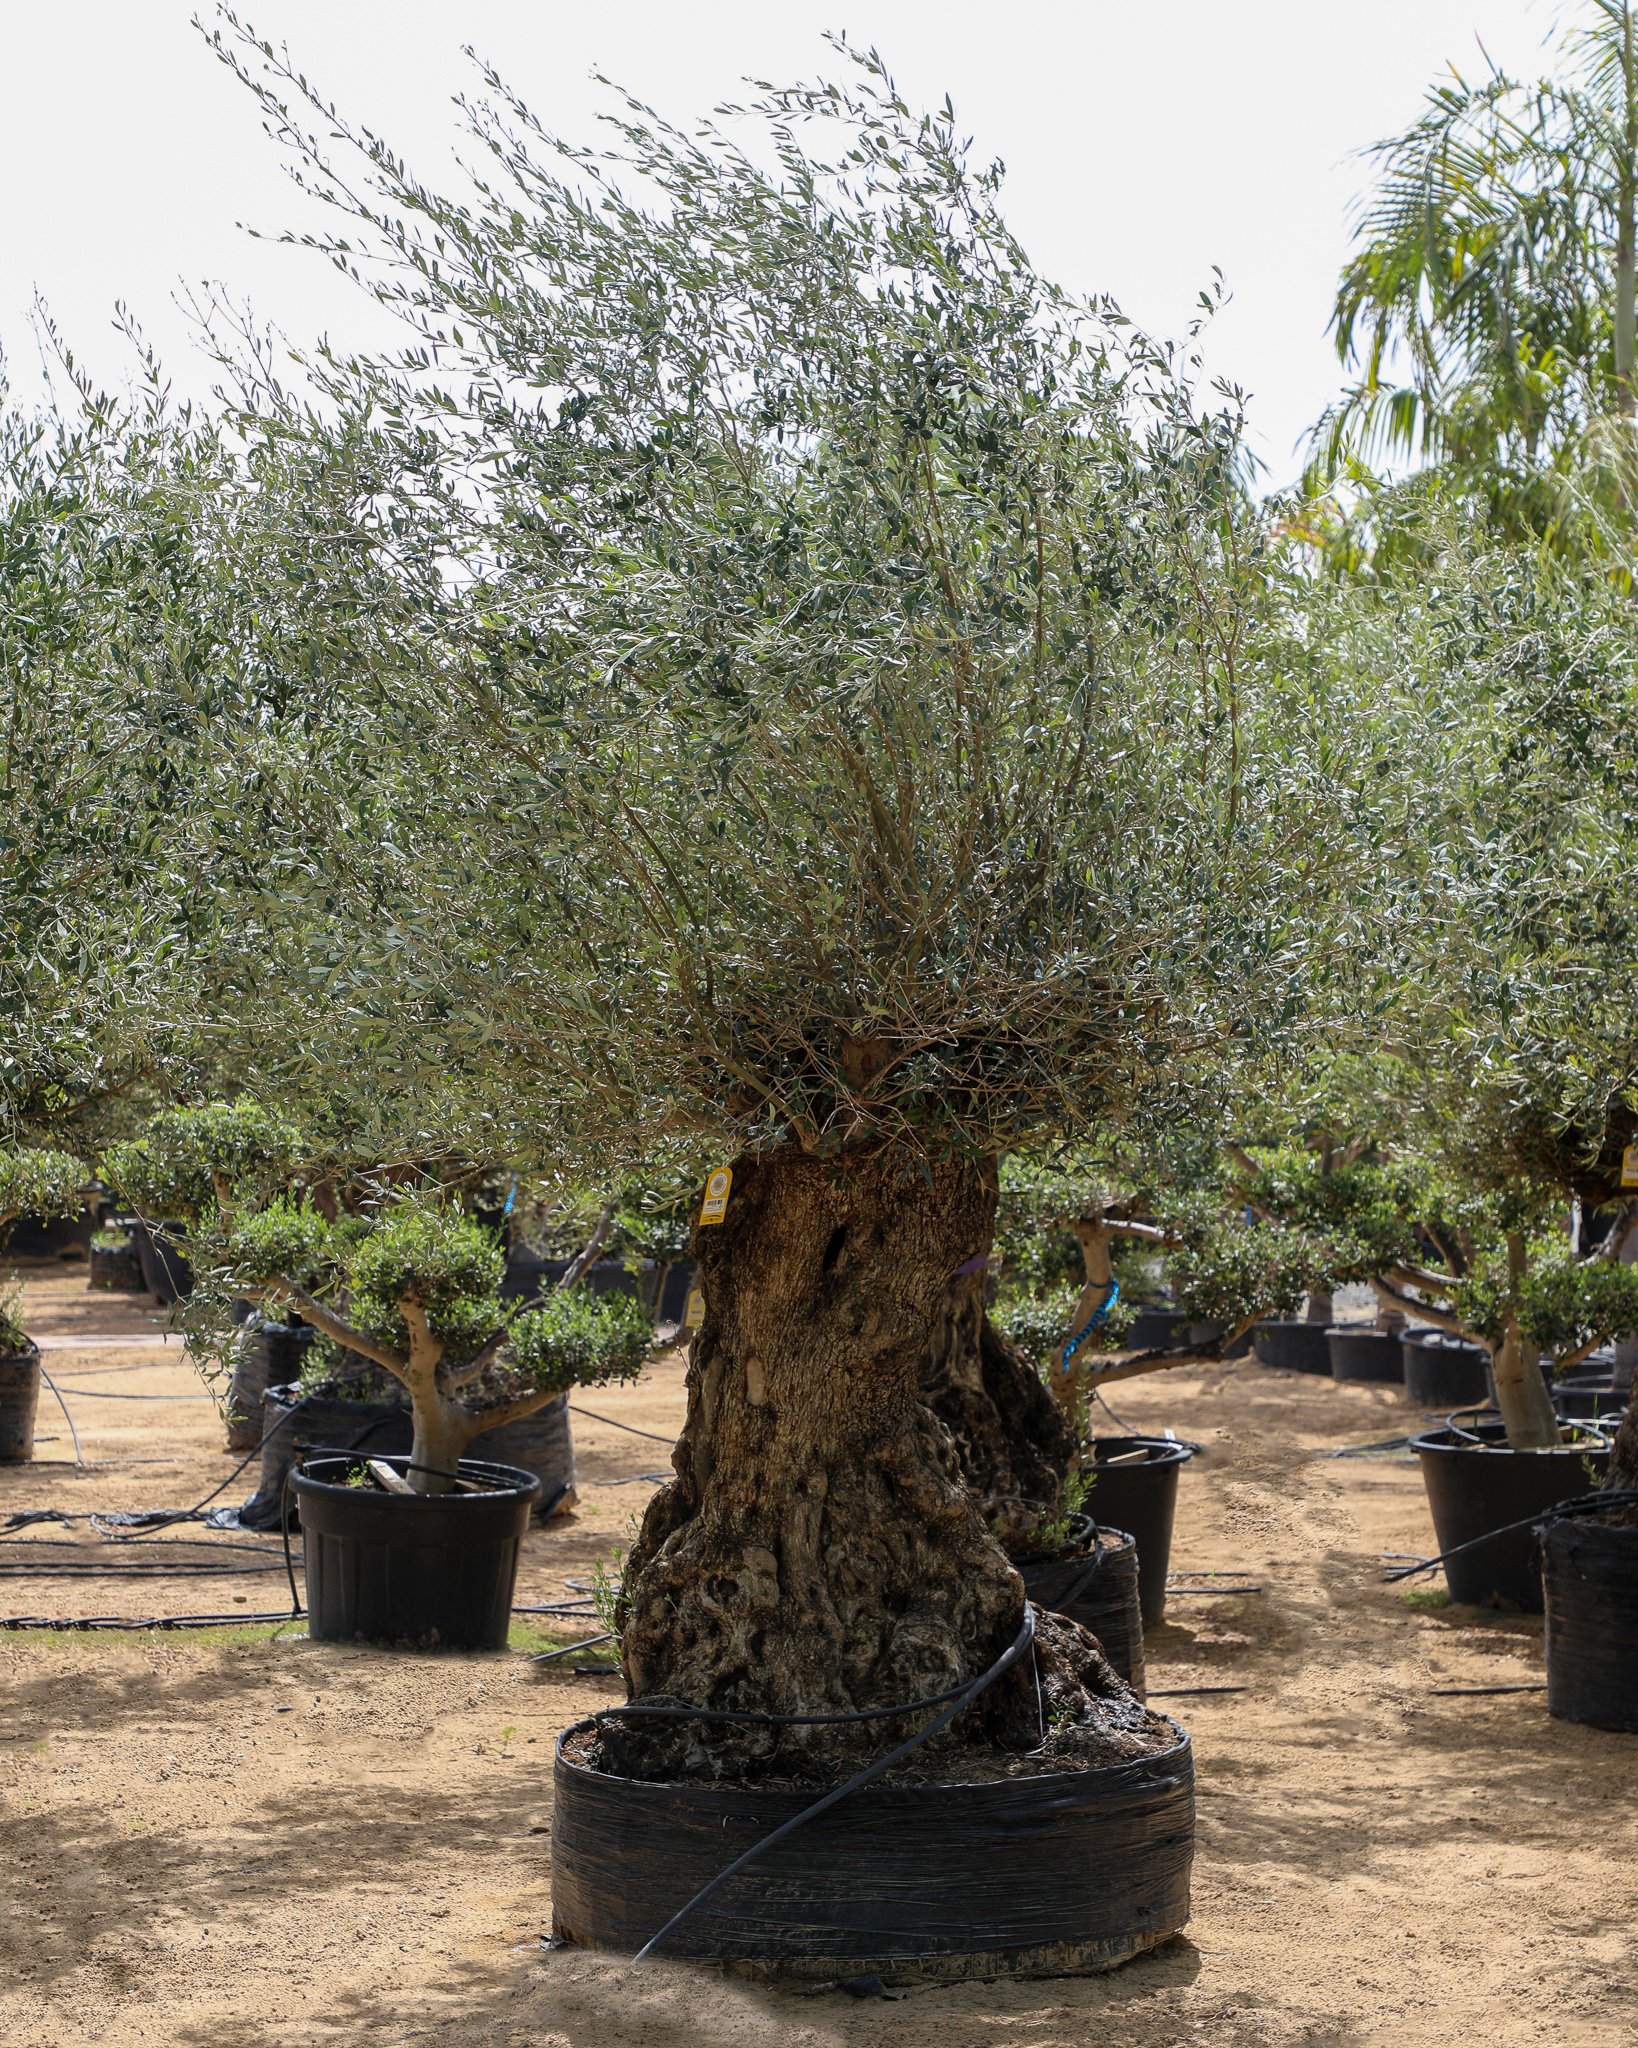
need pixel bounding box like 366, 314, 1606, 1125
184, 27, 1420, 1972
0, 1146, 89, 1460
227, 1195, 650, 1645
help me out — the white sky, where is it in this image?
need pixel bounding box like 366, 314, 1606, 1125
0, 1, 1562, 486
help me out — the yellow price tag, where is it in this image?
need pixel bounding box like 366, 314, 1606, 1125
698, 1166, 733, 1226
683, 1286, 706, 1331
1623, 1144, 1638, 1190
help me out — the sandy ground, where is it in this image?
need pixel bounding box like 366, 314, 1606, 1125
2, 1255, 1635, 2048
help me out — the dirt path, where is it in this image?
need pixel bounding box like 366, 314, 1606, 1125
2, 1259, 1635, 2047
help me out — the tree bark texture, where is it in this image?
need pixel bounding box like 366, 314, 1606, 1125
919, 1267, 1075, 1553
609, 1146, 1158, 1783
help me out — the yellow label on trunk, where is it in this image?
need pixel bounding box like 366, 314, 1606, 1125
1623, 1143, 1638, 1190
683, 1286, 706, 1330
698, 1166, 733, 1226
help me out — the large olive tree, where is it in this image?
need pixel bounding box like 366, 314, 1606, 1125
179, 31, 1411, 1778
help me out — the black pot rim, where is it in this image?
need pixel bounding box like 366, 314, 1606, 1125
1087, 1433, 1198, 1468
293, 1449, 542, 1508
554, 1712, 1190, 1798
1410, 1422, 1612, 1461
0, 1340, 40, 1365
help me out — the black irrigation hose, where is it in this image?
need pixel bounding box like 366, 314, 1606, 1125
35, 1365, 83, 1468
1383, 1488, 1638, 1584
567, 1405, 677, 1446
0, 1610, 300, 1632
628, 1603, 1038, 1963
532, 1632, 616, 1665
42, 1388, 210, 1401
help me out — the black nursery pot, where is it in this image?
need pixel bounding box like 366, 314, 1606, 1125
1013, 1514, 1145, 1695
1411, 1422, 1610, 1611
293, 1452, 541, 1650
550, 1716, 1194, 1980
1542, 1508, 1638, 1733
1402, 1331, 1489, 1409
1252, 1319, 1333, 1375
88, 1242, 145, 1292
1327, 1327, 1405, 1386
130, 1220, 193, 1304
0, 1344, 41, 1462
1084, 1437, 1195, 1628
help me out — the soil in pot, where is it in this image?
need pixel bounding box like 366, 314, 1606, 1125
1082, 1437, 1195, 1628
293, 1451, 541, 1649
1252, 1320, 1333, 1375
1542, 1506, 1638, 1733
0, 1345, 40, 1462
1328, 1327, 1404, 1385
1012, 1515, 1145, 1695
550, 1695, 1194, 1979
1402, 1331, 1488, 1408
1412, 1421, 1611, 1611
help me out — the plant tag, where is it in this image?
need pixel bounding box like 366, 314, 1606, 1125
1624, 1144, 1638, 1190
698, 1167, 733, 1226
683, 1285, 706, 1330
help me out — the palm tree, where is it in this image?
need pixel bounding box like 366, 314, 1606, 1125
1310, 2, 1638, 538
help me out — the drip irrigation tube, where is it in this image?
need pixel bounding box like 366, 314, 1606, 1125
35, 1365, 83, 1468
624, 1603, 1039, 1963
567, 1406, 676, 1446
1383, 1488, 1638, 1584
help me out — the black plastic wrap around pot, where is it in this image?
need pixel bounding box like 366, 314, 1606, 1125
1401, 1331, 1489, 1409
1327, 1327, 1404, 1385
294, 1452, 540, 1649
1252, 1320, 1333, 1375
1083, 1437, 1195, 1628
88, 1243, 145, 1292
0, 1345, 40, 1462
550, 1716, 1194, 1979
224, 1321, 316, 1453
1013, 1515, 1145, 1695
1542, 1507, 1638, 1732
1412, 1422, 1610, 1610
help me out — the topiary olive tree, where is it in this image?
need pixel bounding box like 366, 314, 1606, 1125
170, 30, 1417, 1778
0, 1146, 87, 1251
229, 1197, 651, 1490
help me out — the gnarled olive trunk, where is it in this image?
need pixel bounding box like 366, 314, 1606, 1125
611, 1145, 1134, 1782
1492, 1234, 1562, 1452
920, 1266, 1075, 1553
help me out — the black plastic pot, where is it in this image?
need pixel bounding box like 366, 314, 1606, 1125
1542, 1507, 1638, 1733
294, 1451, 540, 1649
1252, 1319, 1333, 1375
88, 1242, 145, 1292
130, 1220, 193, 1304
1412, 1422, 1611, 1610
1551, 1383, 1629, 1424
1083, 1437, 1195, 1628
236, 1384, 411, 1530
1327, 1327, 1405, 1385
1126, 1307, 1189, 1349
224, 1320, 317, 1453
550, 1716, 1193, 1978
8, 1211, 92, 1259
1013, 1515, 1145, 1695
239, 1383, 578, 1532
0, 1345, 40, 1462
1402, 1331, 1489, 1409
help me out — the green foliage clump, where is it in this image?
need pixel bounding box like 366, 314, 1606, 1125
609, 1175, 699, 1268
0, 1282, 30, 1355
1162, 1196, 1320, 1332
1453, 1246, 1638, 1359
992, 1287, 1083, 1373
507, 1288, 651, 1398
1242, 1149, 1421, 1286
103, 1098, 300, 1227
0, 1147, 86, 1233
345, 1203, 505, 1356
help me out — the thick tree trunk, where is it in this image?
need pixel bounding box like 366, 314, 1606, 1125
408, 1397, 478, 1494
1490, 1313, 1562, 1452
610, 1145, 1151, 1783
920, 1267, 1075, 1553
